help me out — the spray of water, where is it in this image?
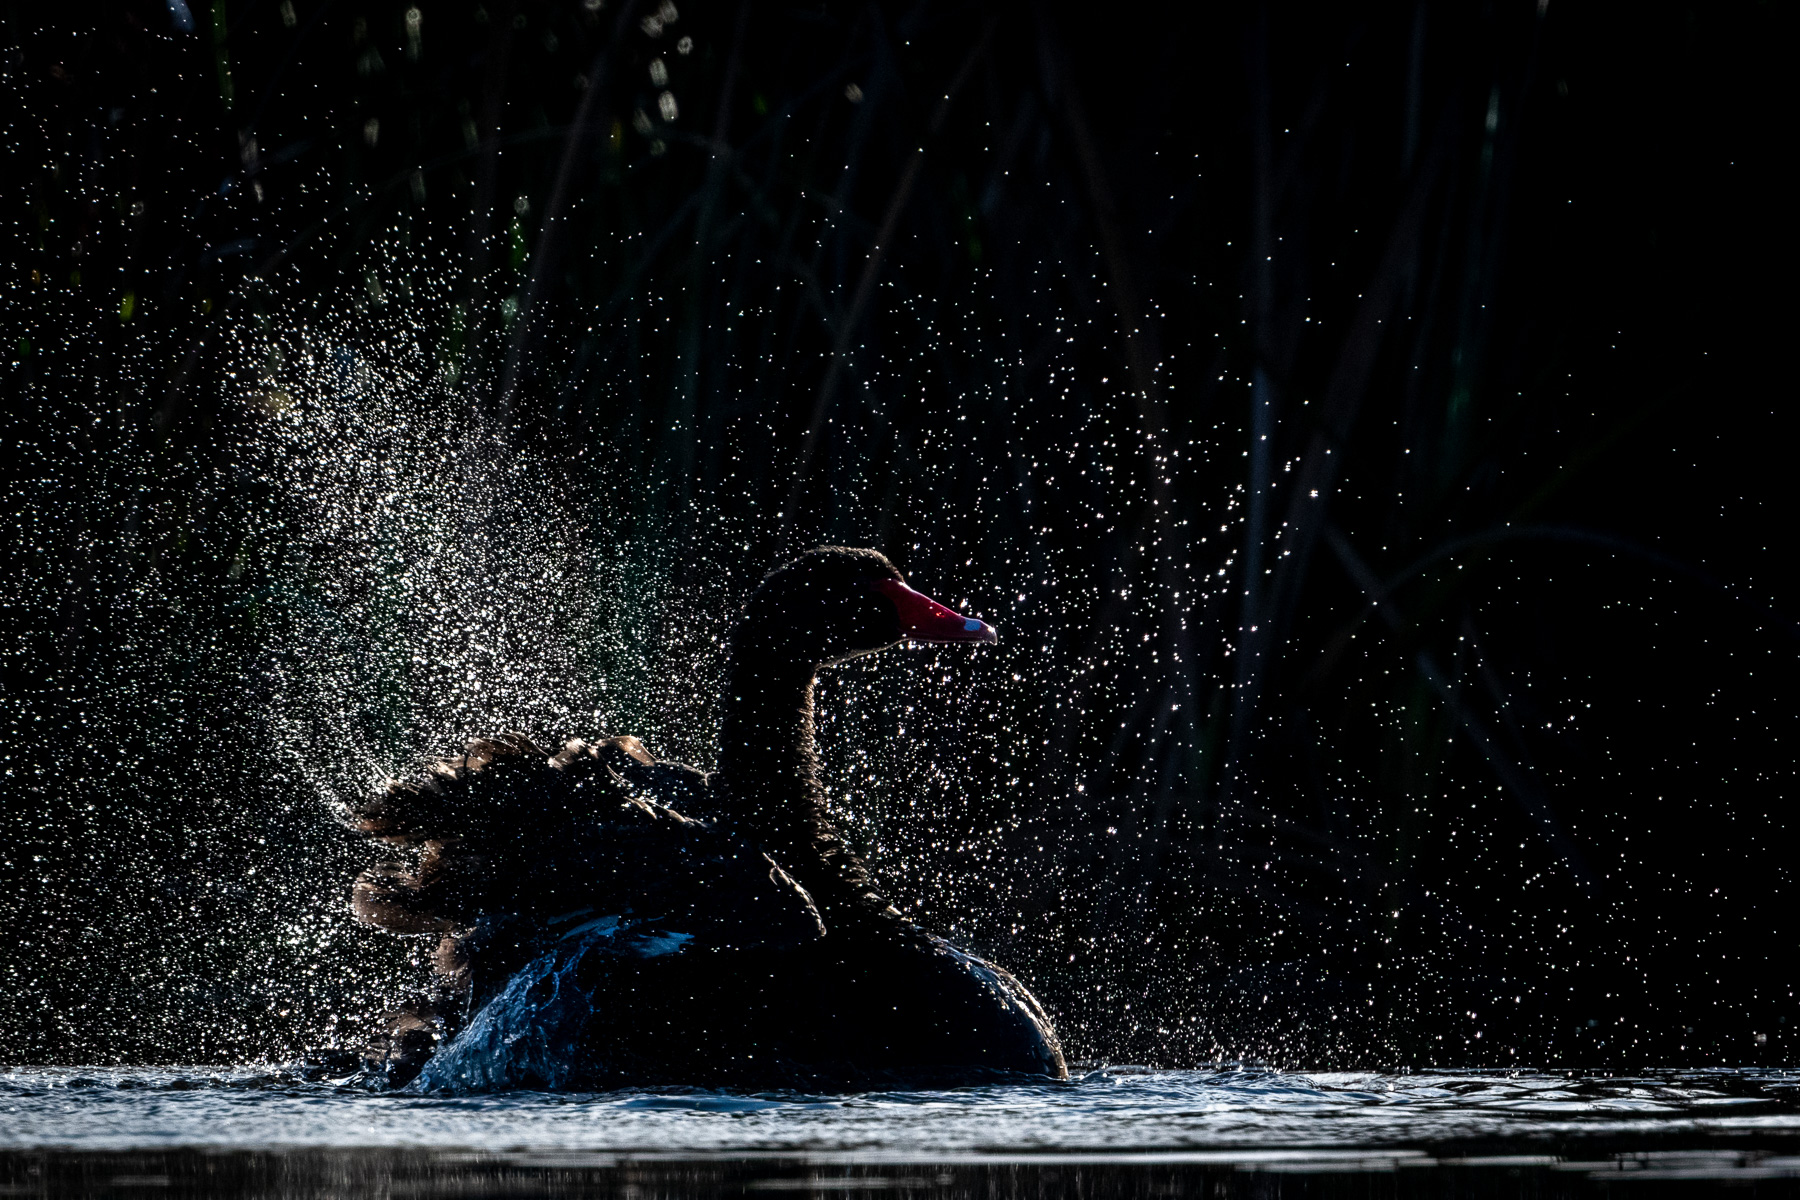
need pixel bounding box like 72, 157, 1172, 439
202, 254, 1063, 1062
244, 309, 616, 802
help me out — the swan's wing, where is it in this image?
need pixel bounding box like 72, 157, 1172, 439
341, 733, 715, 840
344, 733, 823, 952
340, 731, 558, 845
536, 805, 826, 952
607, 754, 720, 823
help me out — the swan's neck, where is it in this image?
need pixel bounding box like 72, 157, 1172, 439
718, 647, 879, 918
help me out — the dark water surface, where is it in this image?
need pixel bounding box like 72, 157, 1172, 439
6, 1067, 1800, 1196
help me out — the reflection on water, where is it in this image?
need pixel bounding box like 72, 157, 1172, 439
6, 1066, 1799, 1152
4, 1067, 1800, 1195
9, 1146, 1800, 1199
3, 1065, 1800, 1194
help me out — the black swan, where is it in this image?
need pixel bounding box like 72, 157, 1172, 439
342, 547, 1067, 1090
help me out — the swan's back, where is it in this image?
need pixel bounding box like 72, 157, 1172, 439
339, 733, 823, 1081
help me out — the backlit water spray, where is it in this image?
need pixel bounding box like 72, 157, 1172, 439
200, 254, 1047, 1060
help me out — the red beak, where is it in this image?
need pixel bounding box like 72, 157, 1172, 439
875, 579, 998, 644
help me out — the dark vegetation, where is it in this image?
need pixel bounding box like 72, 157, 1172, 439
1, 0, 1793, 1067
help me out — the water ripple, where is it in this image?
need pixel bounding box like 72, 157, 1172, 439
3, 1066, 1797, 1155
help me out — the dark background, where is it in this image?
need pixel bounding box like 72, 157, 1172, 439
1, 0, 1793, 1069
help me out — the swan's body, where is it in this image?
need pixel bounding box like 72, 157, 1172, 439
343, 548, 1066, 1089
410, 893, 1062, 1091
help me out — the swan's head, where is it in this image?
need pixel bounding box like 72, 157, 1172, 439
738, 546, 997, 668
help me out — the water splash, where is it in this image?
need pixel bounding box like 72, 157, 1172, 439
241, 315, 615, 805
